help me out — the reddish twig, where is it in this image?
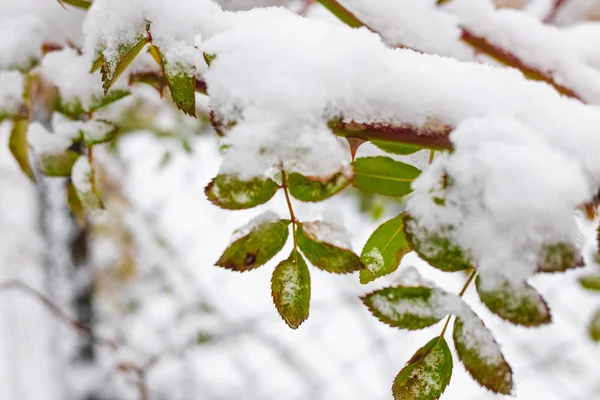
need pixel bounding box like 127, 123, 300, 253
543, 0, 569, 24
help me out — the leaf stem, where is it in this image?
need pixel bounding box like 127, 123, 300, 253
281, 170, 298, 249
439, 268, 477, 337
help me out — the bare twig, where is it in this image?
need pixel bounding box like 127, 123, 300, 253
0, 279, 119, 349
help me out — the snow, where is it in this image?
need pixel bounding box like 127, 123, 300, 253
230, 210, 281, 243
0, 16, 45, 70
455, 311, 504, 367
302, 207, 353, 249
444, 0, 600, 104
340, 0, 472, 59
40, 48, 104, 110
0, 71, 24, 115
72, 156, 93, 193
28, 122, 73, 154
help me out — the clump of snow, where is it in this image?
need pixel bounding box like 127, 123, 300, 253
408, 116, 590, 288
444, 0, 600, 104
370, 287, 460, 321
341, 0, 472, 59
277, 262, 302, 307
230, 210, 281, 243
0, 16, 45, 70
395, 266, 435, 287
40, 48, 104, 109
28, 122, 73, 154
363, 248, 384, 273
0, 71, 24, 115
72, 156, 94, 193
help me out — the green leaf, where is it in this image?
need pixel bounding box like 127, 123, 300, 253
580, 275, 600, 292
101, 36, 148, 94
453, 312, 513, 395
352, 156, 420, 197
162, 59, 196, 116
72, 156, 104, 213
590, 310, 600, 342
287, 168, 353, 202
59, 0, 91, 10
271, 249, 311, 329
404, 215, 470, 272
67, 182, 87, 227
537, 242, 583, 273
205, 175, 279, 210
9, 118, 35, 182
392, 337, 453, 400
476, 277, 551, 326
360, 214, 411, 284
203, 53, 216, 66
216, 216, 290, 272
296, 222, 363, 274
39, 151, 80, 177
372, 140, 423, 155
89, 89, 130, 112
361, 286, 447, 330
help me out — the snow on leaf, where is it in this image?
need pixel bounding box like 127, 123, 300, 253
392, 336, 453, 400
537, 242, 584, 273
9, 119, 35, 182
287, 167, 353, 202
160, 56, 196, 116
205, 175, 279, 210
80, 120, 118, 146
360, 214, 411, 284
361, 286, 451, 330
404, 214, 470, 272
580, 275, 600, 292
271, 249, 311, 329
352, 156, 421, 197
453, 311, 513, 395
216, 216, 290, 272
71, 156, 104, 214
101, 35, 148, 94
296, 222, 363, 274
476, 277, 551, 327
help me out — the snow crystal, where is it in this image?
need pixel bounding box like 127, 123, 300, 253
0, 71, 24, 115
230, 210, 280, 243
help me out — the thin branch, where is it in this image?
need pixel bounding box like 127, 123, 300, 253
0, 279, 119, 349
439, 269, 478, 337
281, 171, 298, 249
330, 119, 453, 150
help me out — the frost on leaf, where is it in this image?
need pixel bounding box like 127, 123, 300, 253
537, 242, 583, 273
392, 337, 453, 400
580, 275, 600, 292
453, 311, 513, 395
360, 214, 411, 284
101, 35, 148, 93
352, 156, 420, 197
216, 214, 290, 272
205, 175, 279, 210
9, 119, 35, 182
371, 140, 423, 155
361, 286, 450, 330
271, 249, 311, 329
404, 214, 470, 272
296, 222, 363, 274
72, 156, 104, 214
287, 167, 353, 202
476, 277, 551, 327
590, 310, 600, 342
